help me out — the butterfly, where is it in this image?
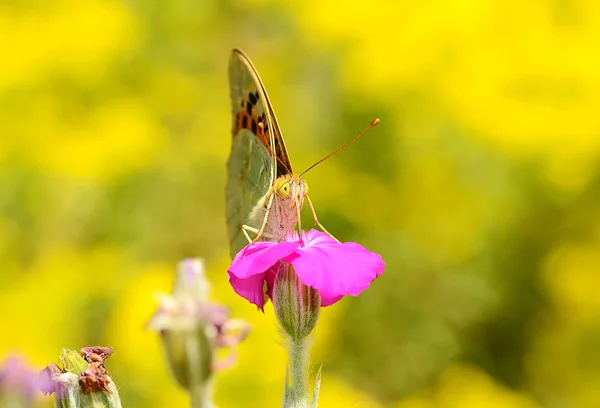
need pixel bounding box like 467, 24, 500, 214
226, 49, 378, 258
226, 49, 319, 258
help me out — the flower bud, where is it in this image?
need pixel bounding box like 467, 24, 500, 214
148, 258, 249, 406
148, 259, 213, 391
272, 263, 321, 341
158, 321, 213, 389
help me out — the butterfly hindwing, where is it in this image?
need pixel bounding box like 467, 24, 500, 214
226, 128, 273, 257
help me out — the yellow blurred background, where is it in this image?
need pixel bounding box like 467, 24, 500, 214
1, 0, 600, 407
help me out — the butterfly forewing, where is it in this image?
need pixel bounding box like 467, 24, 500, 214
227, 49, 293, 257
229, 49, 293, 177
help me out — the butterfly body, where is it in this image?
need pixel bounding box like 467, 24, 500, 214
249, 175, 308, 241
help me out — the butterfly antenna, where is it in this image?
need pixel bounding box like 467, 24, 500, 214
299, 118, 380, 177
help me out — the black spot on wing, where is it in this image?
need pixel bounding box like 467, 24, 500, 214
251, 119, 257, 134
248, 92, 257, 105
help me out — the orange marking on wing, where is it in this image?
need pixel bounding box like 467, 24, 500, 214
233, 111, 292, 176
234, 111, 269, 146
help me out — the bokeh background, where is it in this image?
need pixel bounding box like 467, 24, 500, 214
1, 0, 600, 407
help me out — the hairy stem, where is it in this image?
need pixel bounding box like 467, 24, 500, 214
284, 335, 311, 407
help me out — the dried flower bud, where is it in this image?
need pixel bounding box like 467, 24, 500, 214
80, 347, 113, 364
39, 348, 121, 408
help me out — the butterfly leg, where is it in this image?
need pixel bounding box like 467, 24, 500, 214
305, 195, 340, 242
252, 192, 275, 243
295, 197, 302, 232
242, 225, 276, 242
242, 226, 253, 244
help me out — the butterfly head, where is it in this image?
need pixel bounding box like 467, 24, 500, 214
274, 174, 308, 207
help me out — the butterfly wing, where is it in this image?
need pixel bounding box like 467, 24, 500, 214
226, 49, 293, 258
229, 49, 293, 176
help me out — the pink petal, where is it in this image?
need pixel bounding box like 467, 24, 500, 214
286, 230, 385, 305
320, 294, 344, 307
228, 272, 268, 310
302, 229, 333, 247
228, 240, 300, 279
264, 266, 278, 301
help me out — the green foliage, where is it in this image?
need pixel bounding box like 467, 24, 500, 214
1, 0, 599, 407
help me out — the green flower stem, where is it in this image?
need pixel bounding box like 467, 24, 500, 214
273, 264, 320, 407
190, 383, 211, 408
185, 332, 212, 408
285, 335, 311, 407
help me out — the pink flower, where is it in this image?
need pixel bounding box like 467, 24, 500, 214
0, 355, 40, 399
228, 229, 385, 309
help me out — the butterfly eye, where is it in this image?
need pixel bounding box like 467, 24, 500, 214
277, 182, 291, 198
